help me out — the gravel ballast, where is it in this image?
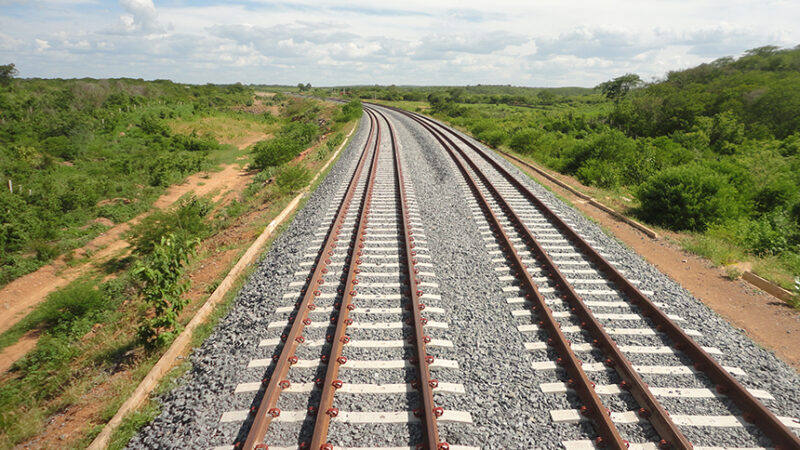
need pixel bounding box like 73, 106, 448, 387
128, 107, 800, 450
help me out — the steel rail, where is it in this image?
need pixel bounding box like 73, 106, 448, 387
396, 107, 689, 449
372, 106, 443, 449
309, 108, 384, 449
241, 111, 378, 450
407, 108, 800, 450
389, 107, 629, 448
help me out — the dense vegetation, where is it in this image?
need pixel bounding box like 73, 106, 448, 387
360, 46, 800, 287
0, 86, 360, 447
251, 98, 361, 170
0, 76, 259, 285
347, 84, 594, 107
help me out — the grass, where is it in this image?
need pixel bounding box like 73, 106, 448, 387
81, 113, 361, 449
169, 113, 278, 151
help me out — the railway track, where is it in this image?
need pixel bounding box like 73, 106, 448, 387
221, 108, 475, 449
131, 103, 800, 450
383, 106, 800, 449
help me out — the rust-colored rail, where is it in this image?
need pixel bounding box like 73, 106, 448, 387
241, 111, 379, 450
392, 108, 630, 448
310, 108, 384, 448
404, 107, 800, 450
373, 107, 442, 449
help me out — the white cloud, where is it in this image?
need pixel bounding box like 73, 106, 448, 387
34, 38, 50, 51
1, 1, 799, 85
115, 0, 161, 33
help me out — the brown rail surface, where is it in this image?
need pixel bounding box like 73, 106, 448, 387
400, 108, 689, 449
242, 112, 378, 450
391, 108, 630, 448
309, 108, 384, 448
373, 106, 442, 449
402, 106, 800, 450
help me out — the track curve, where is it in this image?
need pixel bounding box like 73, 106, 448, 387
127, 103, 800, 450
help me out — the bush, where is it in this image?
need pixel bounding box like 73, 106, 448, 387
326, 133, 344, 151
509, 128, 540, 153
740, 214, 793, 255
128, 195, 212, 256
336, 100, 362, 122
251, 136, 300, 169
275, 164, 311, 193
754, 176, 796, 213
576, 159, 623, 189
251, 121, 321, 170
477, 127, 507, 148
133, 232, 198, 348
636, 164, 741, 231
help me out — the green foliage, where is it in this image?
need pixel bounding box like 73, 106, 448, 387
0, 77, 253, 286
251, 120, 321, 170
133, 232, 199, 348
275, 164, 312, 193
336, 100, 362, 122
476, 127, 507, 148
128, 195, 212, 256
251, 136, 300, 169
636, 164, 741, 231
509, 128, 541, 153
0, 63, 17, 86
326, 132, 344, 151
597, 73, 642, 103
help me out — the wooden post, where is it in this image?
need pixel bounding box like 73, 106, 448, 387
8, 179, 12, 193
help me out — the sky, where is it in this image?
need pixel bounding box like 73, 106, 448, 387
1, 0, 799, 87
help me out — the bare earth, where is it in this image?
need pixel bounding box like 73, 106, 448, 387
504, 155, 800, 370
0, 164, 254, 339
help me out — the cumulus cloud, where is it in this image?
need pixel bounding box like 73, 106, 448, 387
115, 0, 162, 33
2, 1, 800, 85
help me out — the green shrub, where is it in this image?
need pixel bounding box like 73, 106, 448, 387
336, 100, 362, 122
754, 176, 796, 213
128, 195, 212, 256
740, 214, 793, 255
477, 127, 507, 148
133, 232, 198, 348
281, 122, 320, 146
636, 164, 741, 231
251, 121, 321, 170
139, 113, 170, 137
509, 128, 540, 153
275, 164, 311, 193
251, 136, 301, 169
576, 159, 623, 189
326, 133, 344, 151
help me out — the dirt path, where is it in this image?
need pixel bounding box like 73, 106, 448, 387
0, 159, 255, 337
504, 154, 800, 370
0, 331, 39, 374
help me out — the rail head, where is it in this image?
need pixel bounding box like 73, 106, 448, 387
242, 111, 379, 450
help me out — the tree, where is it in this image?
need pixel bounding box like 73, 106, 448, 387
537, 90, 557, 104
0, 63, 18, 86
597, 73, 642, 103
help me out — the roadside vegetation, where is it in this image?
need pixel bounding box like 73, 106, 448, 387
0, 80, 360, 448
333, 46, 800, 291
0, 74, 263, 287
